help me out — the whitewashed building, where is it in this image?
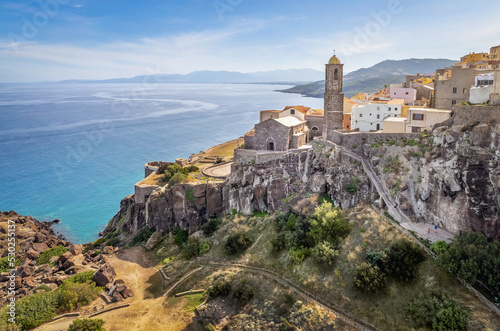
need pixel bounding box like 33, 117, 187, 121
351, 99, 404, 132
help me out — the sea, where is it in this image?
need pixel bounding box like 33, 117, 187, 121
0, 83, 324, 244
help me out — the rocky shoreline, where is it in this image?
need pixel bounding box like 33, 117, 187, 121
0, 211, 133, 308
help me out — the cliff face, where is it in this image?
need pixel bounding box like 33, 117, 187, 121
107, 112, 500, 240
372, 122, 500, 239
106, 143, 375, 236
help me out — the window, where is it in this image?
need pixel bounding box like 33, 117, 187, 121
312, 127, 319, 131
413, 114, 424, 120
388, 107, 391, 111
394, 92, 396, 95
463, 88, 467, 94
453, 87, 457, 93
290, 109, 295, 115
377, 114, 380, 119
452, 100, 457, 105
360, 113, 363, 117
411, 127, 421, 133
395, 107, 398, 111
377, 106, 380, 110
405, 92, 409, 95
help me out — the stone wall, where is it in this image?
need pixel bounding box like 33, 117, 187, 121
305, 115, 324, 139
135, 183, 159, 204
328, 131, 423, 152
234, 149, 287, 165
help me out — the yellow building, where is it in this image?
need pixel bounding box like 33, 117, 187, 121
383, 108, 451, 133
351, 93, 367, 101
490, 45, 500, 67
344, 97, 357, 114
460, 52, 489, 64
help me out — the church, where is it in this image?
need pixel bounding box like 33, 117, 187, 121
244, 53, 345, 151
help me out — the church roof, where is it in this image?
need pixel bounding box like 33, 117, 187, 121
329, 55, 341, 64
283, 105, 311, 114
274, 116, 306, 127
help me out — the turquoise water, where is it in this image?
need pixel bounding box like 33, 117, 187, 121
0, 83, 323, 243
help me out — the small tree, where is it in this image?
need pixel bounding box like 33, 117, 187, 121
68, 318, 105, 331
308, 202, 351, 245
312, 241, 339, 266
354, 262, 387, 293
224, 232, 252, 255
385, 239, 426, 282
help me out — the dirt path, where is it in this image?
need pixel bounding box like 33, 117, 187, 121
35, 247, 196, 331
202, 162, 232, 178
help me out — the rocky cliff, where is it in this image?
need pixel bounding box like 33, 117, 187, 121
106, 107, 500, 240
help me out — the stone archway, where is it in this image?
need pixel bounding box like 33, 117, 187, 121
266, 137, 276, 151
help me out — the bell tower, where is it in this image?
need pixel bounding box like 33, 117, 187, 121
324, 52, 344, 140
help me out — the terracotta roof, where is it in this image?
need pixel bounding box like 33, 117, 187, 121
387, 99, 406, 105
260, 110, 281, 113
344, 97, 357, 105
283, 105, 311, 114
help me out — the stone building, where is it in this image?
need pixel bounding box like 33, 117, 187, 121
244, 53, 345, 151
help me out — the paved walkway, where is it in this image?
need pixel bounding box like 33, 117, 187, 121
203, 162, 232, 178
336, 144, 454, 243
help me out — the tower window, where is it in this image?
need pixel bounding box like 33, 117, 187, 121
334, 68, 339, 80
453, 87, 457, 93
360, 114, 363, 117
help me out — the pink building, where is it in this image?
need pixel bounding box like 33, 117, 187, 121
390, 87, 417, 104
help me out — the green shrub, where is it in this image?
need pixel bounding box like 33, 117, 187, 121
201, 218, 222, 236
183, 237, 200, 259
312, 241, 339, 266
224, 233, 253, 255
0, 256, 21, 272
160, 163, 188, 181
271, 233, 287, 252
318, 193, 334, 206
106, 237, 119, 246
385, 239, 426, 282
437, 232, 500, 296
354, 262, 387, 293
37, 246, 69, 265
3, 292, 59, 329
56, 282, 101, 312
199, 240, 211, 255
168, 172, 187, 186
406, 292, 468, 331
68, 318, 105, 331
288, 246, 310, 264
430, 240, 449, 255
308, 202, 351, 245
63, 271, 95, 285
206, 275, 232, 299
185, 189, 195, 202
232, 279, 254, 305
285, 214, 297, 231
366, 250, 389, 270
173, 226, 189, 246
34, 284, 52, 293
130, 228, 154, 246
346, 177, 360, 195
252, 210, 269, 217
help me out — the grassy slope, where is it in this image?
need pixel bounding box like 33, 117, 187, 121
155, 202, 500, 330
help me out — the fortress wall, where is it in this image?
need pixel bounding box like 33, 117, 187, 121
329, 131, 423, 151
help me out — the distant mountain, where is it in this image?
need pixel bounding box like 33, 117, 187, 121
279, 58, 457, 98
57, 69, 324, 85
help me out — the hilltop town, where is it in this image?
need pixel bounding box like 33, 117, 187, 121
2, 46, 500, 330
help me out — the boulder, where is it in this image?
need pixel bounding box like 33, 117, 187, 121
61, 258, 75, 271
103, 246, 114, 255
92, 263, 116, 287
112, 291, 123, 302
121, 288, 134, 298
34, 232, 46, 243
18, 266, 34, 278
35, 264, 51, 275
145, 230, 163, 251
26, 249, 40, 260
114, 279, 125, 285
49, 256, 59, 264
70, 244, 84, 256
116, 284, 127, 293
58, 251, 73, 263
32, 242, 49, 253
23, 277, 36, 288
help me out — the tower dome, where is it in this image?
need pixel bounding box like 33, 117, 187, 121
328, 55, 341, 65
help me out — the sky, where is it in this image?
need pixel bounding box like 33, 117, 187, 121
0, 0, 499, 82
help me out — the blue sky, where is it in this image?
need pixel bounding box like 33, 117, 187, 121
0, 0, 499, 82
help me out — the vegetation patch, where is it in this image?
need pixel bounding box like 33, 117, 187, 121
224, 232, 253, 255
37, 246, 69, 266
131, 228, 154, 246
68, 318, 105, 331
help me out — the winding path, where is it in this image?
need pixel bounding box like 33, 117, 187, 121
163, 261, 375, 331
